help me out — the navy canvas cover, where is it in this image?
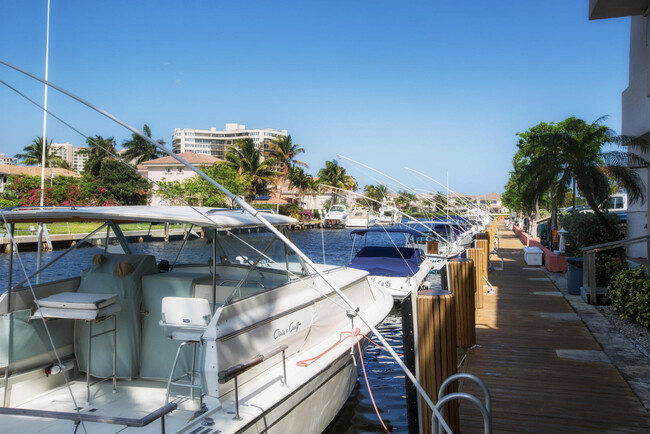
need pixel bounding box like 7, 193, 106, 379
348, 246, 423, 277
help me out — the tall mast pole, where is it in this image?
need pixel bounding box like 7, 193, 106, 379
40, 0, 51, 206
36, 0, 51, 284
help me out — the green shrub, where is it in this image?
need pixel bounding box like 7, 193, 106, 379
559, 211, 620, 250
608, 266, 650, 328
0, 198, 18, 209
596, 253, 627, 288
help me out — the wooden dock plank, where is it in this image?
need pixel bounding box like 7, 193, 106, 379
458, 225, 650, 433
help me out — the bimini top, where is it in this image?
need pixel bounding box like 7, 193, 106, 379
349, 227, 422, 238
0, 206, 297, 229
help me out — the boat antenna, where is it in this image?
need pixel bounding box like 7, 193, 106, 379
0, 59, 451, 433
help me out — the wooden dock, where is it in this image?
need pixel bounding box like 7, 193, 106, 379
458, 225, 650, 432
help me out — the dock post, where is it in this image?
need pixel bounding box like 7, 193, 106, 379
403, 290, 460, 434
446, 258, 476, 348
164, 223, 170, 242
475, 239, 489, 275
465, 248, 485, 309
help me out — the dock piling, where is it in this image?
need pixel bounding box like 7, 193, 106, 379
446, 258, 476, 348
465, 248, 486, 309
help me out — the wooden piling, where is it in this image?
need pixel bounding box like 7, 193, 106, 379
164, 222, 170, 242
446, 258, 476, 348
465, 248, 485, 309
475, 239, 489, 274
410, 289, 460, 434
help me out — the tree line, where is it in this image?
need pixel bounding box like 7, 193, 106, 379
502, 116, 649, 238
4, 126, 404, 212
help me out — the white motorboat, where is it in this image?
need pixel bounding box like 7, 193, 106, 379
0, 206, 393, 433
347, 228, 434, 300
376, 201, 400, 225
322, 204, 349, 228
345, 208, 377, 228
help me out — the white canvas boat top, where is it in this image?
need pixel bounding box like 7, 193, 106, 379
0, 205, 297, 228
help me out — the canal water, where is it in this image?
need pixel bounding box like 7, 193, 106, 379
0, 228, 440, 433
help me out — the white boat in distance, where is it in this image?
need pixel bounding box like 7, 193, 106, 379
0, 206, 393, 433
345, 208, 377, 228
376, 201, 400, 225
347, 227, 435, 300
322, 204, 349, 228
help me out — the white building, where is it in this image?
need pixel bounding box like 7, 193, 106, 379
0, 154, 17, 166
51, 142, 90, 173
172, 123, 288, 159
589, 1, 650, 258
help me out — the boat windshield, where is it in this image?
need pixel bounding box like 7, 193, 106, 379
330, 205, 346, 212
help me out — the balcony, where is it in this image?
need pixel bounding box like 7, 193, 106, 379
589, 0, 650, 19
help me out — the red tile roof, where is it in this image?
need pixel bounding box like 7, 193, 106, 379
139, 152, 222, 166
0, 165, 81, 178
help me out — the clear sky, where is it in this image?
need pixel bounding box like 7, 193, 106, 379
0, 1, 630, 195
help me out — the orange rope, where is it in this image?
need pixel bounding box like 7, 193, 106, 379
296, 328, 398, 433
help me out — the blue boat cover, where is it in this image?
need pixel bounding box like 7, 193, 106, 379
350, 227, 422, 238
349, 246, 424, 277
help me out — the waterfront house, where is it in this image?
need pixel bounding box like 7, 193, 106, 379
0, 165, 80, 194
137, 152, 222, 205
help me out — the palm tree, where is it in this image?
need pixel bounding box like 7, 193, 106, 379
225, 138, 277, 201
288, 166, 315, 192
363, 184, 389, 210
122, 124, 165, 165
517, 116, 650, 239
267, 135, 308, 211
317, 160, 357, 202
15, 136, 67, 168
81, 135, 118, 177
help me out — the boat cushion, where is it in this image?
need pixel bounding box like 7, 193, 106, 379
74, 253, 157, 379
349, 246, 423, 277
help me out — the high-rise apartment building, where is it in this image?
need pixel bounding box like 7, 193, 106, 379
172, 123, 288, 159
51, 142, 90, 173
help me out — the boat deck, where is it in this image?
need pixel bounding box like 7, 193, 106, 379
459, 225, 650, 432
4, 377, 198, 433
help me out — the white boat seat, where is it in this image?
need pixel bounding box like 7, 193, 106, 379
34, 292, 120, 320
159, 297, 211, 341
159, 297, 211, 405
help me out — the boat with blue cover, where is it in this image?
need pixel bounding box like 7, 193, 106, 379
347, 227, 434, 300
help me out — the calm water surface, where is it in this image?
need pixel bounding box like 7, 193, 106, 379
0, 228, 439, 433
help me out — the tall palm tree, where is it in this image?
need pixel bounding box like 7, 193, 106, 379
267, 135, 308, 211
81, 135, 118, 177
15, 136, 67, 168
317, 160, 355, 202
225, 138, 277, 201
288, 166, 315, 193
518, 116, 650, 238
122, 124, 165, 165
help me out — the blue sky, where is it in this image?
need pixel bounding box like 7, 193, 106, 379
0, 1, 630, 194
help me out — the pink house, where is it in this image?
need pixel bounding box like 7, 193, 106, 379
137, 152, 222, 205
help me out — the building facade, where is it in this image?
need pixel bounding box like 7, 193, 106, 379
51, 142, 90, 173
589, 1, 650, 258
137, 152, 222, 206
0, 154, 17, 166
172, 123, 288, 159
